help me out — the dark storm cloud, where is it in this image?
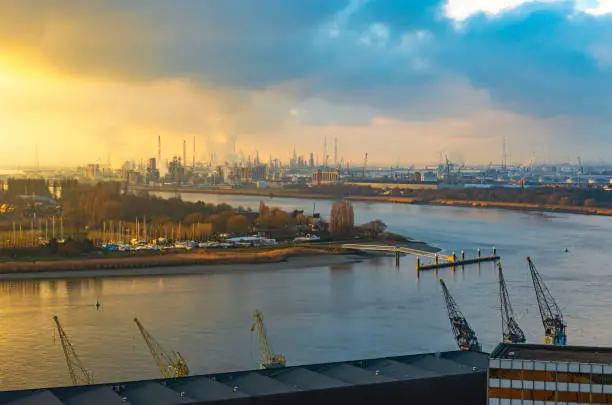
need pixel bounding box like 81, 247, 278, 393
2, 0, 612, 120
441, 2, 612, 118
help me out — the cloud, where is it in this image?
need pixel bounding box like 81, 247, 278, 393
2, 0, 612, 165
443, 0, 563, 21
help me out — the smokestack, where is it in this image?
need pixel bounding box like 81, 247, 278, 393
183, 140, 186, 167
158, 135, 161, 163
334, 137, 338, 167
192, 136, 196, 169
323, 136, 327, 169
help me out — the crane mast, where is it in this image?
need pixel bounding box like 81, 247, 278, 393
498, 263, 526, 343
53, 316, 93, 386
250, 310, 286, 369
439, 280, 481, 351
133, 317, 189, 378
527, 257, 567, 346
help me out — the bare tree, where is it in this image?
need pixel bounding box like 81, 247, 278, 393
329, 200, 354, 234
258, 201, 270, 218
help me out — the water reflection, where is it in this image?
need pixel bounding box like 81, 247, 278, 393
0, 280, 41, 296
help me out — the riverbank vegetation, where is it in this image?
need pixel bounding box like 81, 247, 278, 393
0, 182, 397, 262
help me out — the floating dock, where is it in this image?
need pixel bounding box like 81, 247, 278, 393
416, 248, 500, 271
417, 255, 500, 271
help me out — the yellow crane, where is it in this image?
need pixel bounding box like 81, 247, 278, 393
250, 310, 286, 369
53, 316, 94, 386
133, 317, 189, 378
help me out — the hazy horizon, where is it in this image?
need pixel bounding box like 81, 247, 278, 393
1, 1, 612, 167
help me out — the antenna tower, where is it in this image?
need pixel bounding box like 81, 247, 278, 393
183, 140, 187, 168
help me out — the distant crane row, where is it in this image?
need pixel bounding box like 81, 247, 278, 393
439, 256, 566, 351
53, 310, 284, 386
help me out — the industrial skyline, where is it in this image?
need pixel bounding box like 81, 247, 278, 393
1, 134, 606, 172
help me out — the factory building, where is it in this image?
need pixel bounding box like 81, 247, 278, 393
488, 343, 612, 404
312, 169, 339, 185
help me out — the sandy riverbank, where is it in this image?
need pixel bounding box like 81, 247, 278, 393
0, 253, 364, 280
133, 185, 612, 217
0, 247, 348, 276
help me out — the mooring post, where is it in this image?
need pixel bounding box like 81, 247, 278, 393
461, 251, 465, 261
493, 246, 497, 257
434, 254, 439, 266
416, 256, 420, 272
477, 248, 481, 258
452, 251, 456, 262
395, 249, 400, 267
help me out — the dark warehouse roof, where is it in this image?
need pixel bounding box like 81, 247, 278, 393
0, 350, 488, 405
491, 343, 612, 364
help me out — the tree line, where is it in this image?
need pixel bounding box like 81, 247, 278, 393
306, 184, 612, 208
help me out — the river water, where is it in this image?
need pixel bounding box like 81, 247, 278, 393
1, 192, 611, 390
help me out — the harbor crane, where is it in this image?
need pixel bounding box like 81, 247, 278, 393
498, 263, 526, 343
362, 152, 368, 178
53, 316, 94, 386
527, 257, 567, 346
133, 317, 190, 378
577, 156, 584, 185
250, 310, 286, 369
439, 280, 481, 351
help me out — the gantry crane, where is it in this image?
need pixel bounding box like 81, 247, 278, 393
133, 317, 189, 378
527, 257, 567, 346
250, 310, 286, 369
53, 316, 94, 386
439, 280, 481, 351
498, 263, 526, 343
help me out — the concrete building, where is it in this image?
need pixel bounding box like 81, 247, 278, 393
312, 169, 339, 185
488, 343, 612, 404
239, 164, 267, 182
0, 350, 487, 405
85, 164, 101, 179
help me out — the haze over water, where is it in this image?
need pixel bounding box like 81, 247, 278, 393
1, 193, 611, 390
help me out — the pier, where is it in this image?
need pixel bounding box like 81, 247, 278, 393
416, 247, 499, 271
342, 244, 500, 270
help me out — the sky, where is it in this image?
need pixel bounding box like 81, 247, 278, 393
1, 0, 612, 168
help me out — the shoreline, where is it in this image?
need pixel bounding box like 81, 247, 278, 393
134, 185, 612, 217
0, 239, 439, 280
0, 247, 342, 276
0, 254, 364, 280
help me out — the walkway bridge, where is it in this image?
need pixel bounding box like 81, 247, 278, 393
341, 243, 440, 260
